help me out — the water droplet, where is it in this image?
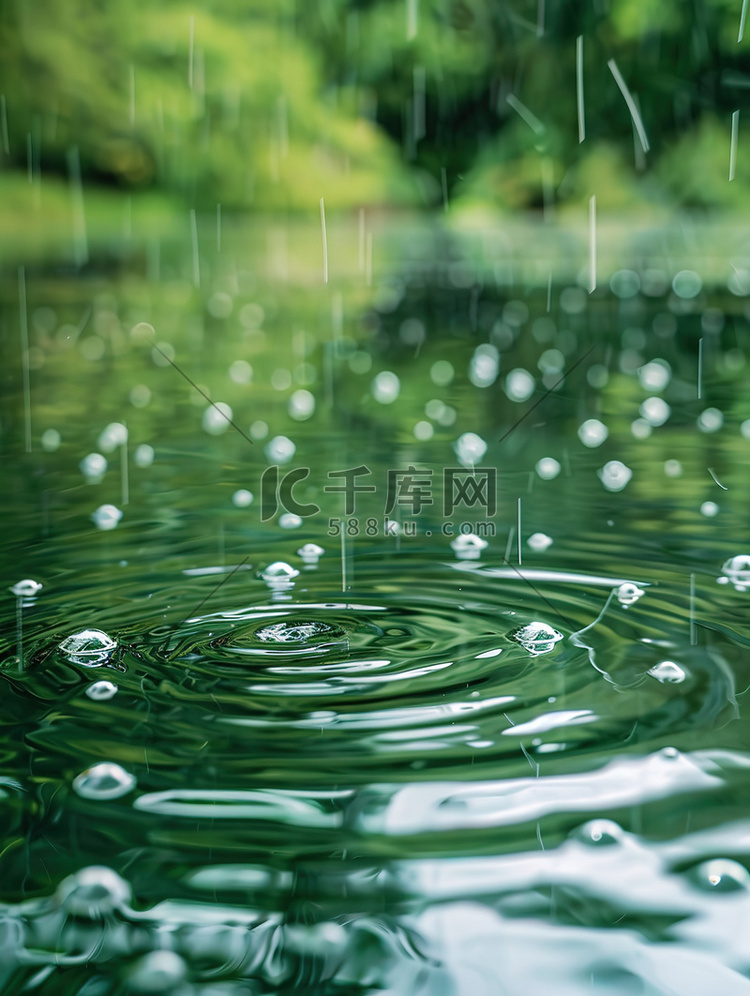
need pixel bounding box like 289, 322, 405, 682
414, 420, 434, 440
578, 418, 608, 448
527, 532, 553, 552
97, 422, 128, 453
640, 397, 670, 426
430, 360, 454, 386
511, 622, 564, 656
664, 459, 682, 478
719, 555, 750, 591
454, 432, 487, 467
127, 951, 187, 993
229, 359, 253, 384
372, 370, 400, 404
232, 489, 253, 508
56, 866, 132, 918
631, 418, 652, 439
73, 762, 136, 800
616, 582, 644, 606
10, 579, 42, 598
598, 461, 632, 492
279, 512, 302, 529
697, 407, 723, 433
59, 629, 117, 667
202, 402, 232, 435
505, 368, 535, 402
80, 452, 108, 483
535, 457, 561, 480
41, 428, 61, 452
647, 660, 686, 683
85, 680, 118, 701
91, 504, 123, 530
691, 858, 750, 892
610, 269, 640, 298
637, 359, 671, 391
250, 420, 269, 440
265, 435, 295, 463
450, 534, 488, 560
297, 543, 324, 565
134, 444, 154, 468
207, 291, 233, 318
289, 389, 315, 421
260, 562, 299, 591
469, 344, 499, 387
672, 269, 702, 299
700, 501, 719, 518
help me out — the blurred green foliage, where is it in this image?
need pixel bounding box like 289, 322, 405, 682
1, 0, 749, 215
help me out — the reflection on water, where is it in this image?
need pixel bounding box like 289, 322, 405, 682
3, 218, 750, 992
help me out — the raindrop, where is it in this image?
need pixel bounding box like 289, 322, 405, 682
232, 489, 253, 508
719, 554, 750, 590
265, 436, 296, 463
279, 512, 303, 529
73, 762, 136, 800
202, 402, 232, 435
10, 579, 42, 598
289, 389, 315, 420
578, 419, 608, 447
425, 399, 446, 420
637, 359, 671, 391
631, 418, 652, 439
511, 621, 563, 656
56, 866, 132, 918
80, 453, 108, 483
454, 432, 487, 467
92, 504, 123, 530
535, 457, 561, 480
664, 459, 682, 477
598, 461, 632, 492
97, 422, 128, 453
414, 420, 434, 440
430, 360, 454, 386
260, 561, 299, 584
610, 269, 640, 298
297, 543, 324, 565
672, 270, 702, 299
207, 291, 233, 318
450, 534, 488, 560
527, 532, 553, 552
41, 428, 61, 452
271, 368, 292, 391
560, 286, 587, 314
648, 661, 686, 683
469, 344, 499, 387
616, 582, 644, 606
229, 359, 253, 384
250, 420, 269, 440
134, 444, 154, 468
86, 680, 118, 701
505, 368, 535, 402
372, 370, 400, 404
700, 501, 719, 517
538, 348, 565, 375
130, 384, 151, 407
697, 408, 723, 433
59, 629, 117, 667
640, 397, 670, 426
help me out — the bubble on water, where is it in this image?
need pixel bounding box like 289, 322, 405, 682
637, 359, 671, 392
505, 368, 535, 402
697, 408, 723, 433
130, 384, 152, 408
250, 420, 269, 440
372, 370, 400, 404
207, 291, 233, 318
616, 582, 644, 606
692, 858, 750, 892
672, 269, 702, 299
454, 432, 487, 467
56, 866, 132, 918
610, 269, 641, 298
260, 562, 299, 586
202, 402, 232, 435
97, 422, 128, 453
648, 660, 686, 683
511, 622, 564, 656
73, 762, 136, 800
640, 397, 671, 426
128, 950, 187, 993
80, 453, 108, 483
10, 579, 42, 598
719, 554, 750, 591
134, 444, 154, 468
297, 543, 324, 565
229, 359, 253, 384
598, 461, 632, 492
578, 419, 608, 448
527, 532, 553, 552
575, 819, 625, 846
92, 504, 123, 530
700, 501, 719, 518
41, 428, 61, 452
265, 435, 295, 463
414, 420, 434, 441
535, 457, 561, 480
664, 459, 682, 477
289, 389, 315, 421
430, 360, 454, 386
279, 512, 303, 529
469, 344, 499, 387
631, 418, 652, 439
86, 680, 118, 701
59, 629, 118, 666
450, 534, 488, 560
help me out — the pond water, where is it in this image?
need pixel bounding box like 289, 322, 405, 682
2, 214, 750, 994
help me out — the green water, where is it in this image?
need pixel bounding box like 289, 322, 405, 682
2, 215, 750, 994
